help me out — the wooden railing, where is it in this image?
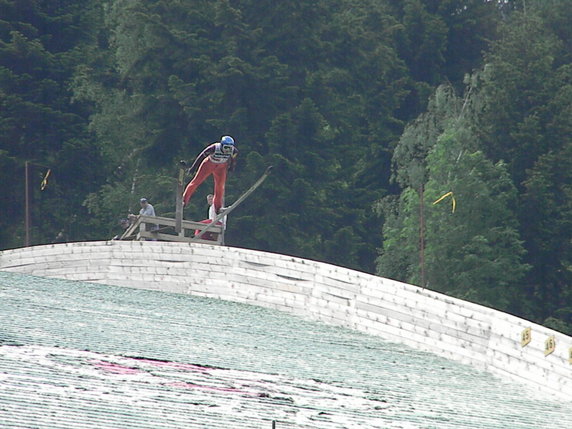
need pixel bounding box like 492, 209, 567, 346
120, 215, 224, 245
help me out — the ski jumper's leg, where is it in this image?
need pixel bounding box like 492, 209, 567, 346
183, 158, 215, 205
212, 164, 228, 213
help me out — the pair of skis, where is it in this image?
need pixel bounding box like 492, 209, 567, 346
189, 166, 272, 242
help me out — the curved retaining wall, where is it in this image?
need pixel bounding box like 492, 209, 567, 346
1, 240, 570, 399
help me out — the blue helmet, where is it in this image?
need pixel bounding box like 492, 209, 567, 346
221, 135, 235, 146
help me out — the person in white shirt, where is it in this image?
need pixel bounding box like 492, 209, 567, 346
206, 194, 227, 230
195, 194, 227, 242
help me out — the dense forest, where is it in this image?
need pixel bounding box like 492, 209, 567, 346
1, 0, 571, 334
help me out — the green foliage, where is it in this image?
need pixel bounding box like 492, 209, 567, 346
375, 188, 420, 282
377, 1, 572, 331
478, 7, 571, 184
378, 84, 529, 313
389, 0, 502, 115
543, 317, 572, 337
423, 132, 529, 312
391, 84, 463, 189
395, 0, 449, 85
0, 0, 104, 246
475, 2, 572, 328
521, 143, 572, 323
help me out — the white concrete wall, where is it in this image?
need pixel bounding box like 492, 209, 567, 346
1, 240, 570, 399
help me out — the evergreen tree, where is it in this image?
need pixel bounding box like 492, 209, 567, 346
476, 2, 572, 332
238, 98, 339, 261
377, 85, 463, 282
478, 10, 566, 184
423, 131, 528, 311
389, 0, 502, 116
0, 0, 103, 247
521, 143, 572, 332
378, 85, 529, 313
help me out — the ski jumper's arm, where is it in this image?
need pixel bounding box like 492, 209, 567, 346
187, 144, 216, 175
228, 147, 239, 172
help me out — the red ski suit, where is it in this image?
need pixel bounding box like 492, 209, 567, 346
182, 143, 238, 213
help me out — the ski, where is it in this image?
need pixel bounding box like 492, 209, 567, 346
192, 166, 272, 242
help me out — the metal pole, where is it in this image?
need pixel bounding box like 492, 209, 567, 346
175, 163, 185, 235
419, 185, 426, 289
25, 161, 31, 247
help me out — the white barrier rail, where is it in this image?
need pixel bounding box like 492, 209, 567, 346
0, 240, 570, 399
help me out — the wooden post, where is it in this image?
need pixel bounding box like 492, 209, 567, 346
175, 164, 185, 235
25, 161, 31, 247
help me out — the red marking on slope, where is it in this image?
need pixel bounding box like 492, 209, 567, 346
92, 360, 143, 375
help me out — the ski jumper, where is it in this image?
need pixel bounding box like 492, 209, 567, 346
183, 142, 238, 213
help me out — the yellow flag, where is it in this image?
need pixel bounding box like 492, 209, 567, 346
40, 169, 51, 191
433, 191, 456, 213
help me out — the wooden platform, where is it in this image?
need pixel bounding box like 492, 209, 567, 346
120, 215, 223, 245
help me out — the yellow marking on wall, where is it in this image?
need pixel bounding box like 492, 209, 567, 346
544, 336, 556, 357
520, 327, 531, 347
